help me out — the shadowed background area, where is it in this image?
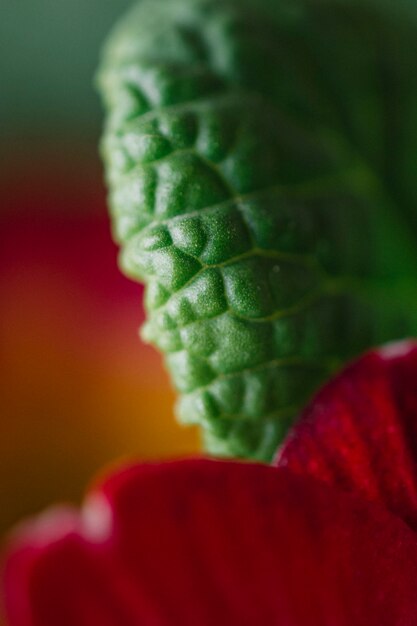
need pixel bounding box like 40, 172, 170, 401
1, 0, 199, 540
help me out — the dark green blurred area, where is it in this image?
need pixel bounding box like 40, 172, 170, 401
2, 0, 130, 141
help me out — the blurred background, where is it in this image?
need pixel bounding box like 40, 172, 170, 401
1, 0, 199, 539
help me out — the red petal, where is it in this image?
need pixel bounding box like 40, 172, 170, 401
277, 340, 417, 529
4, 459, 417, 626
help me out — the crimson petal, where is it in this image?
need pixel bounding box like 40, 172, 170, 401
277, 340, 417, 529
4, 459, 417, 626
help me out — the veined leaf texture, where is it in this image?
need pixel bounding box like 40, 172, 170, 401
98, 0, 417, 461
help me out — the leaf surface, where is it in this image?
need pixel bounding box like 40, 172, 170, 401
98, 0, 417, 460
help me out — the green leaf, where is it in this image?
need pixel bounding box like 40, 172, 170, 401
97, 0, 417, 461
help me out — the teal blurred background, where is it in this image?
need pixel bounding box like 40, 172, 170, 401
2, 0, 129, 142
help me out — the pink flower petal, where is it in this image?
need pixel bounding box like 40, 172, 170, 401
4, 459, 417, 625
277, 340, 417, 529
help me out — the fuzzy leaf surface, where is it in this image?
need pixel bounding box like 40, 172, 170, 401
98, 0, 417, 460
